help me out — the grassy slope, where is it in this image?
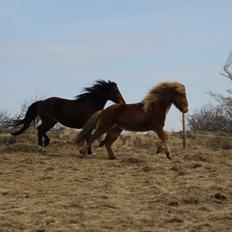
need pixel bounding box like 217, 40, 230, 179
0, 129, 231, 232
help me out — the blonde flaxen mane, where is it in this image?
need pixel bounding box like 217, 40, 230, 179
143, 82, 186, 113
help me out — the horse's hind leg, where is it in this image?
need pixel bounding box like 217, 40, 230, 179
156, 143, 165, 154
37, 125, 44, 151
83, 130, 106, 157
86, 134, 93, 155
82, 121, 113, 158
87, 146, 93, 155
44, 133, 50, 147
37, 121, 56, 151
78, 135, 93, 155
155, 128, 171, 160
101, 126, 123, 160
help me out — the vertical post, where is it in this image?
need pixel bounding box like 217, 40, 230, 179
182, 113, 186, 149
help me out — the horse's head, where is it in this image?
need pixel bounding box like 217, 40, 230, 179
107, 81, 126, 104
172, 85, 189, 113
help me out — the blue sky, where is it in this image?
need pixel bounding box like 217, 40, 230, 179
0, 0, 231, 131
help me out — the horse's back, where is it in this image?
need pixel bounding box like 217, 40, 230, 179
37, 97, 76, 120
36, 97, 96, 128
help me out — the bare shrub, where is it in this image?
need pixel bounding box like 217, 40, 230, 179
220, 51, 232, 80
188, 105, 232, 133
0, 134, 16, 144
188, 51, 232, 133
0, 110, 11, 133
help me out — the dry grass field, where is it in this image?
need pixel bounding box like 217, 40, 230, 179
0, 129, 231, 232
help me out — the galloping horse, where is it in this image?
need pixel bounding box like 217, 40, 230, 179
76, 82, 188, 160
12, 80, 125, 152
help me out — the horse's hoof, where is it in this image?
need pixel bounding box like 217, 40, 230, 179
79, 148, 86, 155
88, 152, 96, 156
87, 155, 95, 159
38, 146, 47, 153
166, 154, 171, 160
79, 155, 87, 159
109, 156, 117, 160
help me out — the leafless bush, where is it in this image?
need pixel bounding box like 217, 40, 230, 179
209, 91, 232, 119
188, 51, 232, 133
0, 110, 11, 133
220, 51, 232, 81
187, 105, 232, 132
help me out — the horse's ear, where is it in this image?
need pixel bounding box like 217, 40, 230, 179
108, 80, 116, 85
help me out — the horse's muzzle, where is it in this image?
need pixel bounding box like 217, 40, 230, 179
183, 108, 189, 113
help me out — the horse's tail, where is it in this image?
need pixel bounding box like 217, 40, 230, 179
11, 101, 42, 136
76, 110, 102, 145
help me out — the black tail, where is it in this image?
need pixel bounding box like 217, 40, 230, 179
12, 101, 42, 136
76, 110, 102, 145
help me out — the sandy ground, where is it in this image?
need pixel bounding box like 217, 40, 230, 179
0, 130, 231, 232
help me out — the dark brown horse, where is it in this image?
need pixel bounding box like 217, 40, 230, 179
12, 80, 125, 152
76, 82, 188, 160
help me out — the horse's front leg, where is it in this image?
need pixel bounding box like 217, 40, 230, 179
102, 126, 123, 160
156, 143, 165, 154
154, 128, 171, 160
79, 143, 88, 158
86, 134, 94, 155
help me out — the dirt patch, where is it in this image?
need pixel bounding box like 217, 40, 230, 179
1, 143, 38, 153
120, 157, 147, 166
0, 131, 231, 232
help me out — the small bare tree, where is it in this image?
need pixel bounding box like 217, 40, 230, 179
188, 51, 232, 133
0, 110, 11, 133
188, 105, 232, 133
220, 51, 232, 80
212, 51, 232, 120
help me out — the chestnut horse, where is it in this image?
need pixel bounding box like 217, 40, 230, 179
76, 82, 188, 160
12, 80, 125, 152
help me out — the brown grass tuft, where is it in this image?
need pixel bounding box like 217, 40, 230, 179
0, 130, 231, 231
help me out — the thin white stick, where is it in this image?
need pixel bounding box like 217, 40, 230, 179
182, 113, 186, 149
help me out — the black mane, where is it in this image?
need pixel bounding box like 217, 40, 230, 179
75, 80, 115, 101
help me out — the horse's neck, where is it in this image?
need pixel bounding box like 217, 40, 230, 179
80, 96, 108, 110
95, 96, 108, 109
162, 100, 172, 116
160, 100, 172, 115
149, 99, 172, 117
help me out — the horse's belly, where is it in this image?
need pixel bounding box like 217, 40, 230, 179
118, 120, 151, 132
60, 121, 82, 129
57, 116, 87, 129
122, 126, 151, 132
